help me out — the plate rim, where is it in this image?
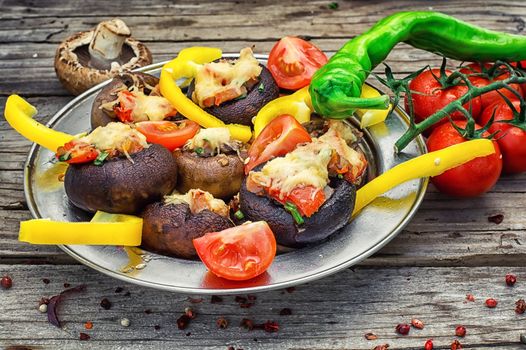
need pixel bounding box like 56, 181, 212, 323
23, 55, 428, 294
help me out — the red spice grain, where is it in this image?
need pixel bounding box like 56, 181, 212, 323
466, 294, 475, 302
364, 332, 378, 340
515, 299, 526, 314
240, 303, 254, 309
285, 287, 296, 293
506, 273, 517, 286
1, 275, 13, 289
411, 318, 424, 329
395, 323, 410, 335
216, 317, 229, 329
373, 344, 389, 350
235, 296, 247, 303
240, 318, 254, 330
177, 314, 191, 330
184, 307, 196, 319
455, 325, 466, 337
84, 321, 93, 330
79, 332, 90, 341
424, 339, 433, 350
451, 339, 462, 350
188, 297, 203, 304
63, 283, 71, 288
485, 298, 498, 308
488, 214, 504, 224
263, 320, 279, 333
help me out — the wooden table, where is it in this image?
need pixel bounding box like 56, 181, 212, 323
2, 1, 526, 349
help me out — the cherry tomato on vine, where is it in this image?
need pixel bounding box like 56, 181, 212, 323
193, 221, 276, 281
459, 62, 522, 111
479, 100, 526, 174
405, 69, 482, 134
268, 36, 328, 90
427, 121, 502, 197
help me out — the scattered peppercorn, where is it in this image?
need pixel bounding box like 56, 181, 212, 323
154, 325, 161, 330
488, 214, 504, 224
211, 295, 223, 303
79, 332, 90, 341
373, 344, 389, 350
240, 318, 254, 330
186, 332, 191, 336
455, 325, 466, 337
279, 308, 292, 316
263, 320, 279, 333
395, 323, 410, 335
184, 307, 196, 319
411, 318, 424, 329
84, 321, 93, 330
451, 339, 462, 350
515, 299, 526, 314
217, 317, 229, 329
114, 287, 123, 293
42, 278, 50, 284
144, 309, 152, 314
485, 298, 498, 308
506, 273, 517, 286
120, 318, 130, 327
364, 332, 378, 340
285, 287, 295, 293
63, 283, 70, 288
124, 291, 131, 297
1, 275, 13, 289
466, 294, 475, 302
177, 314, 191, 330
424, 339, 433, 350
100, 298, 112, 310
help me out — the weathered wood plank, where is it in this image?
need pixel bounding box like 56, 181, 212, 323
0, 264, 525, 349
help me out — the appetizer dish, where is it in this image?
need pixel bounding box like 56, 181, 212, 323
7, 11, 521, 291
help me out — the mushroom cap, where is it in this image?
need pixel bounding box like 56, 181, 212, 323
54, 30, 152, 95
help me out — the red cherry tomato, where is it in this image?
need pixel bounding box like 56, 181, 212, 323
479, 100, 526, 174
56, 141, 99, 164
427, 121, 502, 197
193, 221, 277, 281
135, 120, 200, 151
245, 114, 312, 174
459, 63, 522, 111
405, 69, 482, 134
267, 36, 328, 90
113, 90, 136, 123
268, 185, 325, 217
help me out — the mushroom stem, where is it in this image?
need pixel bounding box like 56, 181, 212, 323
89, 19, 131, 66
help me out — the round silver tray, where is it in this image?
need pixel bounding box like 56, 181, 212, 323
24, 54, 427, 294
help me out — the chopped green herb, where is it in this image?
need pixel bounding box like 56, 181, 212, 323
328, 2, 339, 9
258, 82, 265, 92
284, 202, 304, 225
195, 147, 204, 155
337, 174, 344, 179
93, 151, 109, 166
233, 93, 247, 101
58, 153, 71, 162
234, 210, 245, 220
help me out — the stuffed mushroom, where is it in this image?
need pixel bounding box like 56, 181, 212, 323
173, 127, 247, 199
239, 120, 367, 247
91, 72, 177, 129
186, 47, 279, 125
60, 122, 178, 214
141, 189, 233, 258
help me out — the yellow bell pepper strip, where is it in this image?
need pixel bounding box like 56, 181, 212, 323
159, 47, 252, 143
353, 139, 496, 215
253, 86, 312, 137
4, 95, 73, 151
19, 211, 143, 245
355, 84, 393, 128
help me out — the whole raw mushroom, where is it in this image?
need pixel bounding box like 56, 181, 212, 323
54, 19, 152, 95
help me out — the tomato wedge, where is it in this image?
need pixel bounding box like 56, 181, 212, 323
268, 36, 328, 90
56, 141, 99, 164
245, 114, 311, 174
135, 120, 200, 151
268, 185, 325, 217
193, 221, 277, 281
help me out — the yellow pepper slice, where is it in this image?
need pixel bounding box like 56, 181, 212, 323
355, 84, 392, 128
4, 95, 73, 151
353, 139, 496, 215
19, 211, 143, 245
159, 47, 252, 143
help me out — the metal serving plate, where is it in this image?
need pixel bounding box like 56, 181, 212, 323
24, 54, 427, 294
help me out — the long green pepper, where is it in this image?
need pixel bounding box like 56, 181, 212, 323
310, 11, 526, 118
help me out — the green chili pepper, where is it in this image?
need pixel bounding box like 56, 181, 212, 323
284, 202, 304, 225
310, 11, 526, 118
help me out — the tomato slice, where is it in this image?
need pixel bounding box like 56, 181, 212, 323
193, 221, 277, 281
268, 185, 325, 217
56, 141, 99, 164
245, 114, 312, 174
113, 90, 136, 123
135, 120, 200, 151
268, 36, 328, 90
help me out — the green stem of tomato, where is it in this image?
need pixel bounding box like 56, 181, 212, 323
395, 75, 526, 152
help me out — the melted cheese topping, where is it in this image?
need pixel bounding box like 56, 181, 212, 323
164, 189, 229, 217
192, 47, 262, 107
185, 127, 231, 153
80, 122, 148, 153
130, 92, 176, 122
319, 121, 364, 170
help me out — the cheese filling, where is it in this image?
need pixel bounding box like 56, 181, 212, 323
184, 127, 242, 156
79, 122, 149, 157
192, 47, 262, 108
164, 189, 229, 217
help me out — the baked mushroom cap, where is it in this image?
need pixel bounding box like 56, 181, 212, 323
64, 144, 177, 214
187, 64, 279, 125
55, 19, 152, 95
91, 72, 160, 129
141, 201, 233, 259
238, 168, 356, 247
173, 149, 245, 199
